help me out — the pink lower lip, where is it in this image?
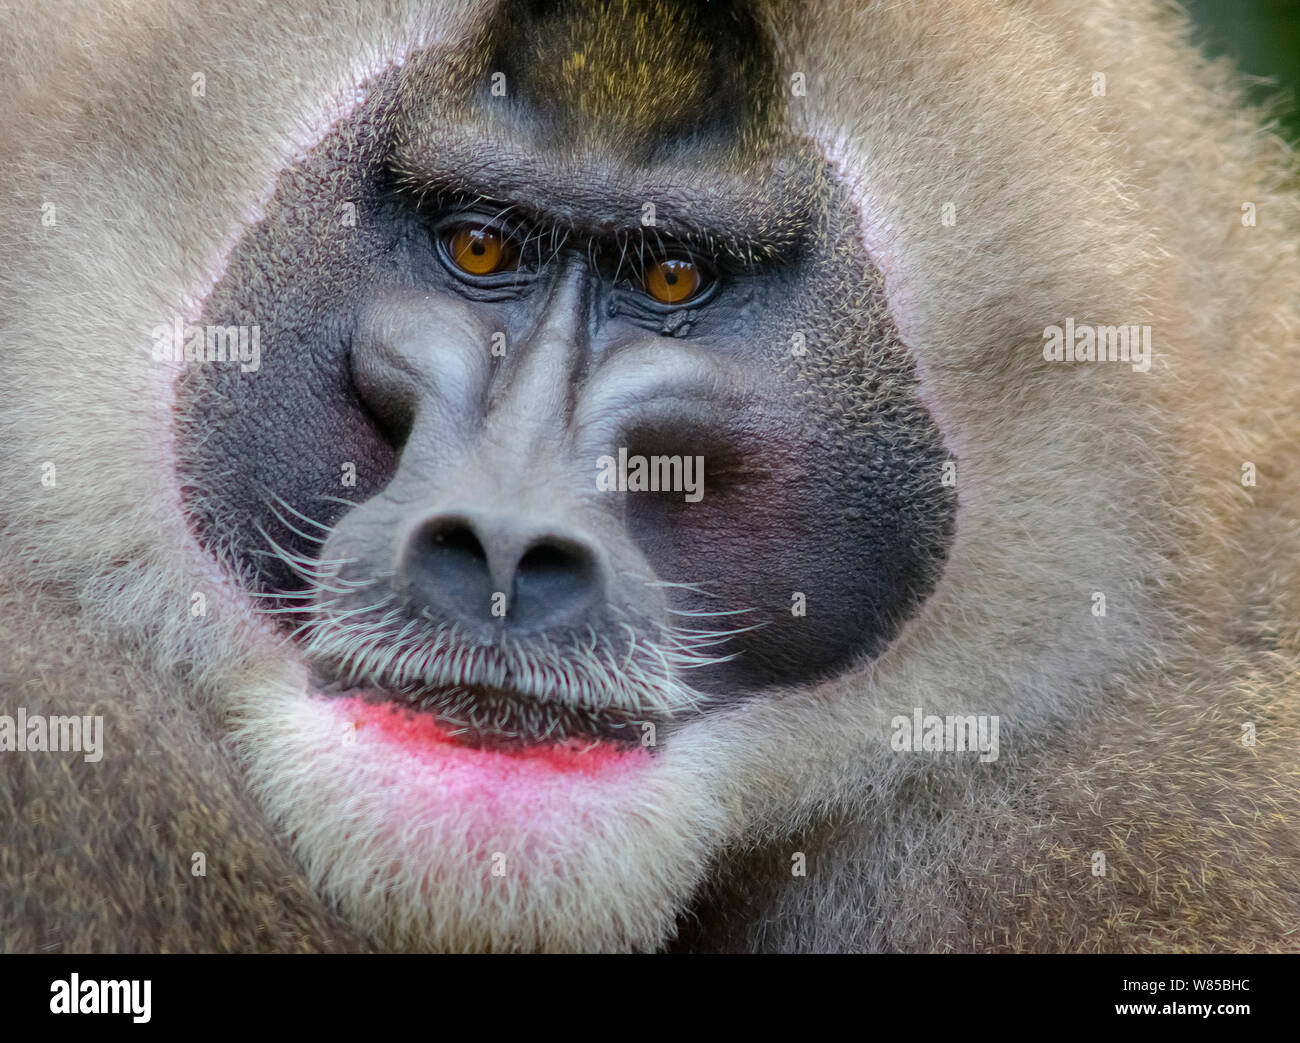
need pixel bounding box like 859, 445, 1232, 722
331, 694, 645, 776
309, 693, 658, 858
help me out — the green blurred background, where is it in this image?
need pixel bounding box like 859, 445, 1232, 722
1186, 0, 1300, 143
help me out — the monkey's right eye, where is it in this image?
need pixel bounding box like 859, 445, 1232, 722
440, 223, 520, 277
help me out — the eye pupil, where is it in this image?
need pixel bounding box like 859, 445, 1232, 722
644, 257, 703, 305
445, 224, 516, 277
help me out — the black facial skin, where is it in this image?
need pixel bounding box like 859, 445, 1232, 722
177, 41, 955, 747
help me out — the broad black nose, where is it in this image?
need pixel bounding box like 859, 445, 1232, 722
402, 513, 604, 636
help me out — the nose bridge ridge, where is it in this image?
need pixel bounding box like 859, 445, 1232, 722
488, 262, 588, 441
378, 263, 602, 630
431, 438, 580, 555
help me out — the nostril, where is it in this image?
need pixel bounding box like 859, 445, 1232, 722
517, 540, 595, 592
406, 518, 495, 616
425, 521, 487, 566
401, 513, 605, 637
512, 539, 601, 627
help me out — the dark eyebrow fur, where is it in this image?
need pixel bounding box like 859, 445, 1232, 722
387, 128, 821, 270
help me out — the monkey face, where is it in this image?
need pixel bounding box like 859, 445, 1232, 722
12, 0, 1299, 958
180, 83, 954, 750
163, 2, 955, 950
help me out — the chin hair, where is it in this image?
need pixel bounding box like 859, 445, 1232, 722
224, 671, 727, 952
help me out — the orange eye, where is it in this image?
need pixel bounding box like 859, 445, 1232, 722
643, 257, 704, 305
446, 224, 517, 276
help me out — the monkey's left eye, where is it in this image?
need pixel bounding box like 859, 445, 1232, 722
641, 256, 708, 305
441, 223, 520, 276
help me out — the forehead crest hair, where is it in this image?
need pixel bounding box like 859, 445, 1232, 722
489, 0, 780, 156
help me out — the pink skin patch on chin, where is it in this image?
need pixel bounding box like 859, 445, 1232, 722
330, 694, 647, 778
305, 693, 660, 867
